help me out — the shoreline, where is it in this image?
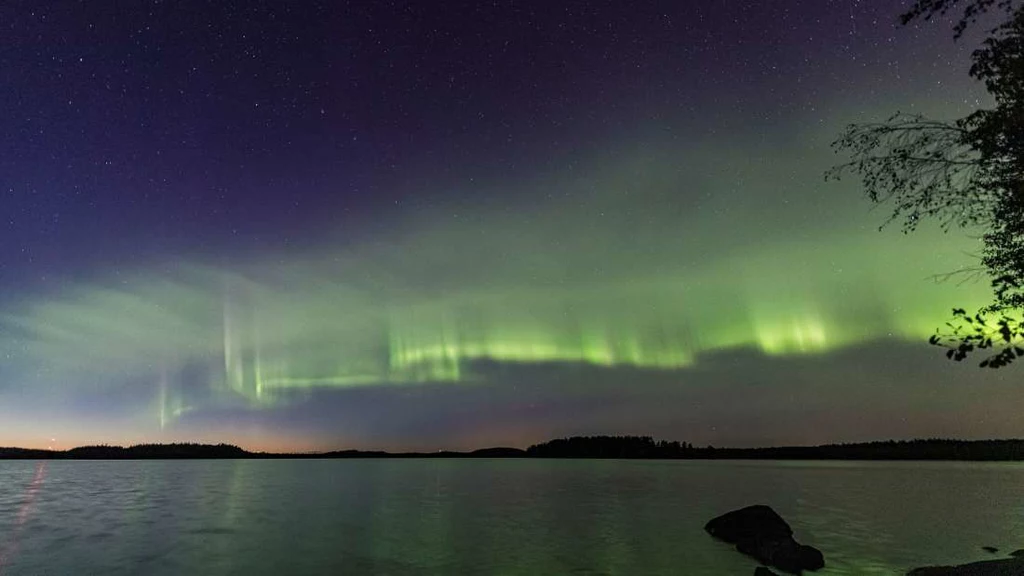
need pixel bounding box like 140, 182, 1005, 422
8, 436, 1024, 460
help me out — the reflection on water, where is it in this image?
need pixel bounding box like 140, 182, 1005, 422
0, 459, 1021, 575
0, 461, 45, 574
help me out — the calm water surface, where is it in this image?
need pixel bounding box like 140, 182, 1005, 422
0, 459, 1022, 575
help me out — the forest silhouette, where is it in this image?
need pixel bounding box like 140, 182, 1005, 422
5, 436, 1024, 460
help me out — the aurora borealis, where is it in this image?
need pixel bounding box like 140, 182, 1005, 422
0, 1, 1014, 451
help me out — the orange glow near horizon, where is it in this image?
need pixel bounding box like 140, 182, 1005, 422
0, 430, 364, 454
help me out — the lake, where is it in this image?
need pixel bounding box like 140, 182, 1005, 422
0, 459, 1021, 575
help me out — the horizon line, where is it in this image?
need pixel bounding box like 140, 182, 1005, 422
5, 435, 1024, 458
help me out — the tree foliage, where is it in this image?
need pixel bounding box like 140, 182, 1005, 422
829, 0, 1024, 367
900, 0, 1018, 38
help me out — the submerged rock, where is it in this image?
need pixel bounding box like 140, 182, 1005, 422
1009, 549, 1024, 558
705, 505, 824, 574
982, 547, 999, 554
908, 557, 1024, 575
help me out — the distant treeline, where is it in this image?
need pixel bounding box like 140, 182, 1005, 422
525, 435, 1024, 460
6, 436, 1024, 460
525, 435, 695, 458
0, 443, 249, 460
0, 443, 528, 460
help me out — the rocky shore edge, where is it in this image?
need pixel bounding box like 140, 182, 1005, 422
907, 552, 1024, 576
706, 505, 1024, 575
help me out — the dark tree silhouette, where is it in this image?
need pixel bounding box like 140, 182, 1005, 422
526, 436, 695, 458
6, 437, 1024, 460
828, 0, 1024, 367
65, 443, 249, 459
899, 0, 1019, 38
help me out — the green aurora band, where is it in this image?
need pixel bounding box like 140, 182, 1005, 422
0, 144, 996, 428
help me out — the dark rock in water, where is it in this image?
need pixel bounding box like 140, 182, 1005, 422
755, 567, 781, 576
738, 540, 824, 575
706, 504, 793, 542
1009, 549, 1024, 558
705, 505, 824, 573
908, 557, 1024, 575
982, 546, 999, 554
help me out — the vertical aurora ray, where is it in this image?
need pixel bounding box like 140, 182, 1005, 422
158, 367, 169, 430
157, 362, 189, 429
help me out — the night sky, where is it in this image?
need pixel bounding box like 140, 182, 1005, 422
0, 1, 1011, 452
